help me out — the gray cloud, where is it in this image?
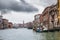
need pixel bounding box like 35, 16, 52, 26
20, 0, 26, 4
1, 9, 11, 14
40, 0, 57, 7
0, 0, 38, 13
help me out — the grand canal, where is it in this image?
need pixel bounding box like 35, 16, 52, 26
0, 28, 60, 40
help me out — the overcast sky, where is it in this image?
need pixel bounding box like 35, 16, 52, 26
0, 0, 57, 24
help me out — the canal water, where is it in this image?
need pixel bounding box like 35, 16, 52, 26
0, 28, 60, 40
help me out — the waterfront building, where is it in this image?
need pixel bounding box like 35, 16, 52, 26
42, 6, 50, 30
2, 19, 8, 29
49, 4, 58, 30
26, 22, 33, 29
13, 23, 19, 28
39, 14, 43, 28
33, 0, 59, 31
58, 0, 60, 27
41, 3, 58, 30
33, 20, 36, 30
33, 14, 41, 30
46, 1, 60, 30
8, 22, 13, 28
18, 24, 23, 28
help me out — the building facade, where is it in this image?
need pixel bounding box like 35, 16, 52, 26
33, 0, 59, 31
58, 0, 60, 27
49, 4, 58, 30
2, 19, 8, 29
40, 14, 43, 26
33, 14, 42, 30
26, 22, 33, 29
8, 22, 13, 28
42, 7, 50, 30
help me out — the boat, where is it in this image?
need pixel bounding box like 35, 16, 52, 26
36, 28, 43, 32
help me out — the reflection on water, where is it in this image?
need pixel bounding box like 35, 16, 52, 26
0, 28, 60, 40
